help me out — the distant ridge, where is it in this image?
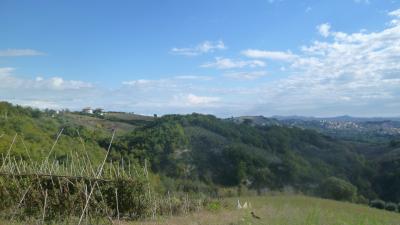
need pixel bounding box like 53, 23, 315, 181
231, 115, 400, 142
272, 115, 400, 122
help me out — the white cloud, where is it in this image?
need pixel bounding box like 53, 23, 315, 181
0, 67, 15, 75
122, 79, 157, 86
116, 78, 228, 114
354, 0, 370, 4
0, 68, 88, 90
317, 23, 331, 37
122, 76, 212, 89
174, 75, 213, 80
267, 0, 283, 3
241, 49, 297, 61
224, 71, 267, 80
171, 40, 226, 56
389, 8, 400, 25
1, 68, 226, 114
246, 8, 400, 116
12, 100, 64, 109
0, 49, 45, 57
389, 9, 400, 17
0, 68, 96, 109
201, 57, 266, 69
185, 94, 220, 106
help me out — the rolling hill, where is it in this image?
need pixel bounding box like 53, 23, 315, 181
1, 102, 400, 203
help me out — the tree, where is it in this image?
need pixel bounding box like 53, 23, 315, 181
370, 199, 385, 209
318, 177, 357, 202
250, 167, 272, 195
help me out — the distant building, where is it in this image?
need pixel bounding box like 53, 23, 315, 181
51, 110, 60, 118
82, 107, 93, 114
93, 108, 105, 115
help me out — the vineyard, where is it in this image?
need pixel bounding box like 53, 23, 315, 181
0, 129, 208, 224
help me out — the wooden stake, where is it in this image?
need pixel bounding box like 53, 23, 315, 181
42, 189, 48, 224
78, 129, 116, 225
115, 188, 120, 225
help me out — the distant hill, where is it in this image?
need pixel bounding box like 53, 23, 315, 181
231, 115, 400, 142
227, 115, 280, 126
273, 115, 400, 122
115, 113, 395, 201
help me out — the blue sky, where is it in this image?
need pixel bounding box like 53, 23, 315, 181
1, 0, 400, 117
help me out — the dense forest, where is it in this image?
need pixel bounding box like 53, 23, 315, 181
1, 101, 399, 204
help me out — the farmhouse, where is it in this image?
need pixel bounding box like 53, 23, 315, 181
93, 108, 105, 115
82, 107, 93, 114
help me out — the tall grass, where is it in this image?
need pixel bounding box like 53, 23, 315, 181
127, 195, 400, 225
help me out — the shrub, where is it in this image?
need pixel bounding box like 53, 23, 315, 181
356, 195, 369, 205
370, 199, 385, 209
318, 177, 357, 202
385, 202, 398, 212
206, 201, 222, 212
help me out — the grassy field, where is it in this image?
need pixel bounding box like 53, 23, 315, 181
127, 195, 400, 225
104, 112, 155, 122
63, 113, 137, 134
2, 195, 400, 225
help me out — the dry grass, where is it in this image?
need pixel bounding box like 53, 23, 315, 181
2, 195, 400, 225
122, 209, 241, 225
104, 112, 154, 122
64, 113, 136, 134
126, 195, 400, 225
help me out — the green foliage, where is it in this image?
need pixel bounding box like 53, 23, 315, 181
389, 139, 400, 148
205, 201, 222, 212
3, 102, 400, 209
318, 177, 358, 202
385, 202, 398, 212
355, 195, 369, 205
0, 164, 151, 221
0, 102, 107, 164
370, 199, 385, 209
372, 151, 400, 202
117, 119, 188, 176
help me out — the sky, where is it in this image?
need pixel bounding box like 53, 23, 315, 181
1, 0, 400, 117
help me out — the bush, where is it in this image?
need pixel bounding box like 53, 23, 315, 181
385, 202, 398, 212
206, 201, 222, 212
318, 177, 357, 202
356, 195, 369, 205
370, 199, 385, 209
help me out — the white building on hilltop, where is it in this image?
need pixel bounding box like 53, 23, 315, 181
82, 107, 93, 114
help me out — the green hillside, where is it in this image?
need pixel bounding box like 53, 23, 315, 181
1, 102, 400, 205
113, 114, 380, 200
0, 102, 108, 163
